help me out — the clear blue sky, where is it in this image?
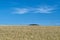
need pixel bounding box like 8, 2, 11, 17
0, 0, 60, 26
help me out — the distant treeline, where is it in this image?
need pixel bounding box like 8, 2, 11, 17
29, 24, 39, 26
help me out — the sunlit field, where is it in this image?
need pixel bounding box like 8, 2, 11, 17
0, 26, 60, 40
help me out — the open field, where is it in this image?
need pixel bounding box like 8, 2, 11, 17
0, 26, 60, 40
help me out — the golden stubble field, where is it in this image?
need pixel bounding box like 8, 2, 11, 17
0, 26, 60, 40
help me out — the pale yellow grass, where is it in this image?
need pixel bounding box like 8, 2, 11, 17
0, 26, 60, 40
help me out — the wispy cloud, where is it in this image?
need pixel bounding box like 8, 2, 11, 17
12, 8, 29, 14
35, 6, 55, 13
12, 5, 57, 14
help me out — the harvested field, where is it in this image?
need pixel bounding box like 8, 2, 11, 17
0, 26, 60, 40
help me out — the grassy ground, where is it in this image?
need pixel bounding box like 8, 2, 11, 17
0, 26, 60, 40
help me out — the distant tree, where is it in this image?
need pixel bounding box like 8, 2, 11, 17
29, 24, 39, 26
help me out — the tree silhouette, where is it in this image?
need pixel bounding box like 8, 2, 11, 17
29, 24, 39, 26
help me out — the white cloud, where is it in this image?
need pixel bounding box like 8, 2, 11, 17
36, 8, 54, 13
35, 6, 55, 13
12, 8, 29, 14
12, 5, 56, 14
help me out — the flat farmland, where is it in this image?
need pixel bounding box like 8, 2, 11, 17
0, 26, 60, 40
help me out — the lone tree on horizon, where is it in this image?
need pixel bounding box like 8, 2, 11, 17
29, 24, 39, 26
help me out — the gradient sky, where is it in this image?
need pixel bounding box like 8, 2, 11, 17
0, 0, 60, 26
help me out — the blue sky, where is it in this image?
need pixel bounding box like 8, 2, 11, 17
0, 0, 60, 26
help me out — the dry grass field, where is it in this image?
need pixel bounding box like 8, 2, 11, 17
0, 26, 60, 40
